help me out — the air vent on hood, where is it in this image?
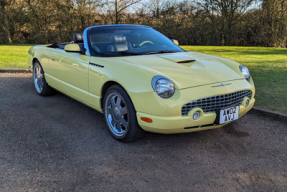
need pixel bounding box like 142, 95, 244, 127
177, 60, 196, 64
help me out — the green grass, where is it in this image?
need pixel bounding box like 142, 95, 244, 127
0, 44, 33, 69
182, 46, 287, 115
0, 45, 286, 114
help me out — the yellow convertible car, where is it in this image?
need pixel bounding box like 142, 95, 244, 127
28, 24, 255, 142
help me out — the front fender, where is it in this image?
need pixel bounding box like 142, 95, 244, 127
88, 56, 158, 111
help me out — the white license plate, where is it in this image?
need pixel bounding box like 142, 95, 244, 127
219, 106, 239, 124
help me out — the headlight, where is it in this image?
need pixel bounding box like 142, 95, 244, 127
240, 65, 250, 81
152, 76, 175, 98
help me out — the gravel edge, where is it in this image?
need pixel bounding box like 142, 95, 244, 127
0, 69, 31, 73
252, 107, 287, 120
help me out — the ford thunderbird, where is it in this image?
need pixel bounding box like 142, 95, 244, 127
28, 24, 255, 142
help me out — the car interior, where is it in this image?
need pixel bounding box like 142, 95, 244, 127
91, 33, 140, 53
47, 33, 139, 54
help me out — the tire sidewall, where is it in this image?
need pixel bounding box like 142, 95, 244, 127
103, 85, 142, 142
33, 61, 53, 96
33, 62, 44, 95
104, 89, 130, 139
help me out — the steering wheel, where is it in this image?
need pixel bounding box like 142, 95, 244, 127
139, 41, 153, 47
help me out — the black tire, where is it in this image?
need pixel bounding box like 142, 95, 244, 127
33, 61, 54, 96
103, 84, 145, 142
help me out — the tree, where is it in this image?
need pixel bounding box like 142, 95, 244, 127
0, 0, 13, 43
114, 0, 141, 23
261, 0, 287, 47
195, 0, 254, 45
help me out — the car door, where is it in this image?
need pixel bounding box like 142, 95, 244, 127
49, 49, 90, 103
87, 56, 110, 110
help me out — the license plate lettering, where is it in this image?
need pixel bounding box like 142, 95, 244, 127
219, 106, 239, 124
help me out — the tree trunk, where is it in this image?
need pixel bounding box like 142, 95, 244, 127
115, 0, 119, 24
3, 15, 13, 44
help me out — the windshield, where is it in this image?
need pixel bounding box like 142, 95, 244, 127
87, 26, 184, 56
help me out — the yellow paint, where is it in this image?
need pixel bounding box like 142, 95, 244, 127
64, 44, 81, 52
28, 45, 255, 134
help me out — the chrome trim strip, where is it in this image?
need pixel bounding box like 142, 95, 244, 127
212, 83, 232, 87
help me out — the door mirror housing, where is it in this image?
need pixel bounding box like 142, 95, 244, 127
171, 39, 179, 46
64, 44, 81, 52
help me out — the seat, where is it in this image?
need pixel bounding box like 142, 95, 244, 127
106, 35, 128, 52
72, 33, 87, 53
73, 33, 83, 43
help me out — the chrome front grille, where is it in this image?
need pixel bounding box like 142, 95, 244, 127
182, 90, 252, 116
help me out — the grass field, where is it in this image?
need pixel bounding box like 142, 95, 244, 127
0, 45, 286, 114
0, 44, 34, 69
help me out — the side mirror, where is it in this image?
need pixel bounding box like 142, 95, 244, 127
64, 44, 81, 52
171, 39, 179, 46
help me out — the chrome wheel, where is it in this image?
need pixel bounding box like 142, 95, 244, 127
105, 92, 129, 138
33, 63, 44, 93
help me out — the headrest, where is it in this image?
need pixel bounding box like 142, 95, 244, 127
73, 33, 83, 43
111, 35, 126, 44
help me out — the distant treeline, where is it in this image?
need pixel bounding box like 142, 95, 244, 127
0, 0, 287, 47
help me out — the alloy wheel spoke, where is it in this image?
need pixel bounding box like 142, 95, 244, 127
116, 96, 122, 107
38, 80, 42, 89
110, 96, 117, 108
119, 118, 128, 128
37, 66, 40, 74
116, 123, 122, 132
107, 106, 113, 114
39, 79, 43, 88
111, 118, 116, 126
120, 107, 127, 115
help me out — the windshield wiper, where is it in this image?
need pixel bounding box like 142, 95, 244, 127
144, 50, 178, 55
101, 51, 143, 56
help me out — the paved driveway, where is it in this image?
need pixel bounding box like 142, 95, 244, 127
0, 73, 286, 191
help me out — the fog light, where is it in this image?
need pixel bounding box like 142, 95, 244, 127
245, 100, 249, 108
193, 111, 200, 120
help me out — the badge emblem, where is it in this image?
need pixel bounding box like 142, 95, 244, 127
212, 83, 232, 87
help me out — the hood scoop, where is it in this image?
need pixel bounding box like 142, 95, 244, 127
177, 60, 196, 64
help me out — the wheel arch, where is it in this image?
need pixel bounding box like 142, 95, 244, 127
100, 80, 130, 110
32, 58, 39, 67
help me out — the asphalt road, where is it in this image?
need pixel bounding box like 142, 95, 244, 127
0, 73, 287, 192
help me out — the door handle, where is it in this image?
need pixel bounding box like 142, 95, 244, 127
72, 63, 79, 67
51, 58, 55, 61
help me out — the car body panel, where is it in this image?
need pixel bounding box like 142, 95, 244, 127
28, 25, 255, 134
47, 49, 90, 102
137, 98, 255, 134
116, 51, 244, 89
129, 77, 255, 117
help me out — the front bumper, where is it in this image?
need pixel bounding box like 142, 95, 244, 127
137, 98, 255, 134
132, 78, 255, 134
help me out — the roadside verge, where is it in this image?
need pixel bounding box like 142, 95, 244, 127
252, 107, 287, 121
0, 69, 31, 73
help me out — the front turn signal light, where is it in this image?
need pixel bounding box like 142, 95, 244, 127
141, 117, 153, 123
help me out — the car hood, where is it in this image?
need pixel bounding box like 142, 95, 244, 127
115, 51, 243, 89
